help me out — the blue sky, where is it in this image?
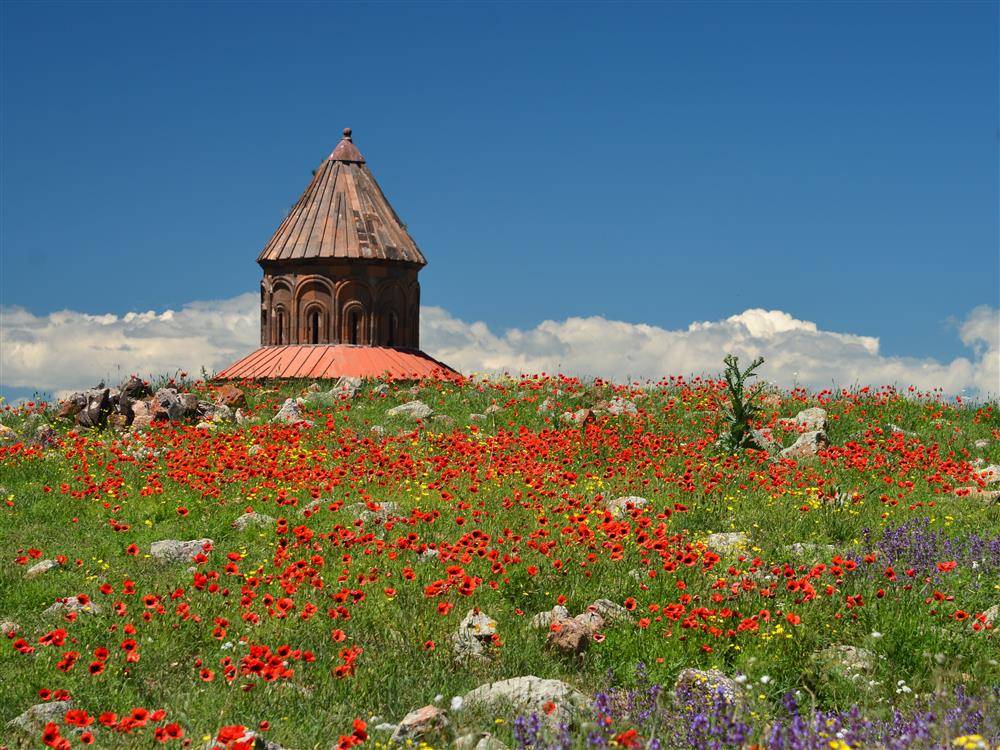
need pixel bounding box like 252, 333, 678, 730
1, 1, 997, 399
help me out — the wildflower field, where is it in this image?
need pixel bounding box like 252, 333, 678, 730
1, 374, 998, 749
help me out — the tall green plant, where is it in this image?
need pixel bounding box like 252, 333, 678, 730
721, 354, 765, 451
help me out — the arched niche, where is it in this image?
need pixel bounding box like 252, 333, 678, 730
337, 281, 373, 345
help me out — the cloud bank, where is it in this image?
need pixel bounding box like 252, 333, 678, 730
1, 294, 997, 398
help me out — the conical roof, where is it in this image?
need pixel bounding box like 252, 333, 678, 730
257, 129, 426, 266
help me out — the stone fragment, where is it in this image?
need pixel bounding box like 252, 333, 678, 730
604, 495, 648, 518
25, 559, 59, 579
791, 407, 828, 432
607, 397, 638, 416
272, 398, 313, 426
780, 430, 829, 459
586, 598, 633, 625
469, 413, 487, 422
43, 596, 101, 617
704, 532, 749, 554
812, 644, 875, 682
76, 387, 110, 428
1, 620, 18, 635
7, 699, 73, 732
373, 383, 391, 396
462, 676, 589, 728
151, 388, 186, 421
390, 705, 451, 743
529, 605, 570, 630
560, 408, 594, 426
130, 399, 154, 430
674, 668, 744, 710
214, 384, 246, 409
345, 501, 399, 525
386, 400, 433, 419
454, 733, 508, 750
546, 618, 590, 656
452, 609, 498, 662
0, 424, 18, 445
484, 404, 502, 415
150, 538, 212, 564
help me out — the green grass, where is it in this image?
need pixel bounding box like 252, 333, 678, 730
0, 376, 997, 748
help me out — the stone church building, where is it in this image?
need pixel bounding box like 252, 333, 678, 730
218, 129, 456, 380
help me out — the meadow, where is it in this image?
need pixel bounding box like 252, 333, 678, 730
0, 373, 997, 749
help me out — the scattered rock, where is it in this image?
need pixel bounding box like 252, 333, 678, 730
150, 388, 185, 422
604, 495, 648, 518
748, 428, 778, 452
7, 699, 73, 733
43, 596, 101, 617
0, 424, 17, 445
674, 668, 745, 709
454, 732, 508, 750
462, 676, 589, 727
586, 598, 633, 625
233, 512, 276, 530
273, 398, 312, 426
813, 644, 875, 682
537, 399, 554, 414
346, 501, 400, 525
373, 383, 391, 397
150, 538, 212, 565
387, 400, 433, 420
484, 404, 502, 415
529, 605, 570, 630
1, 620, 19, 635
973, 439, 989, 450
790, 407, 828, 432
211, 404, 234, 423
469, 413, 487, 423
452, 609, 499, 663
370, 425, 386, 438
300, 499, 325, 516
607, 397, 638, 416
560, 408, 594, 427
76, 387, 111, 428
982, 604, 998, 626
131, 399, 154, 430
390, 705, 451, 743
25, 559, 60, 579
952, 487, 1000, 503
417, 548, 439, 563
704, 532, 749, 554
976, 465, 1000, 485
547, 618, 591, 656
780, 431, 829, 459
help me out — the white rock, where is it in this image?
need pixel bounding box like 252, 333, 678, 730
529, 605, 570, 630
462, 676, 588, 727
792, 407, 828, 432
604, 495, 648, 518
150, 538, 212, 565
272, 398, 313, 426
780, 431, 829, 459
25, 559, 59, 579
386, 400, 433, 419
43, 596, 101, 617
704, 532, 749, 554
7, 699, 73, 732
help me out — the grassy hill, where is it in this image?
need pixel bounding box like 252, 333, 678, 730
0, 375, 997, 749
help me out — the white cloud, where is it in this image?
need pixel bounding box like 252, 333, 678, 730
0, 295, 996, 398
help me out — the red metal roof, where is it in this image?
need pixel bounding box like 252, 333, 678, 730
257, 128, 426, 266
216, 345, 460, 381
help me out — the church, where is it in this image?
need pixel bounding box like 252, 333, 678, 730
217, 128, 457, 380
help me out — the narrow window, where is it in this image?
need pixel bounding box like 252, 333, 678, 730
276, 310, 285, 345
387, 312, 398, 347
309, 310, 320, 344
348, 309, 361, 345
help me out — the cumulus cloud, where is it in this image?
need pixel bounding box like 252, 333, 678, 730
422, 305, 998, 396
1, 294, 997, 398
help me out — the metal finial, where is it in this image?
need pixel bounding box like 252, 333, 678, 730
343, 127, 352, 140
